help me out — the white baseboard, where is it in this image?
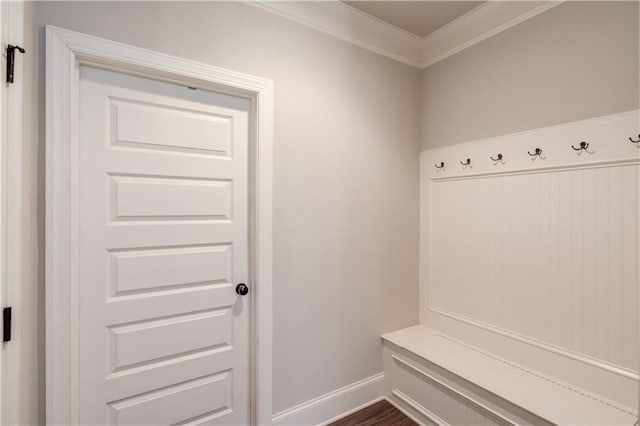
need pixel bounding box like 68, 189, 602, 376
272, 373, 385, 426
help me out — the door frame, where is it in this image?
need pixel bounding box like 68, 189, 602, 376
45, 26, 274, 425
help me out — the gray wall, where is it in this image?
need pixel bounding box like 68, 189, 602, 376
27, 2, 420, 420
18, 1, 639, 424
27, 1, 421, 422
421, 1, 640, 151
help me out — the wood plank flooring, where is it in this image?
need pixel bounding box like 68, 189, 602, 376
328, 400, 417, 426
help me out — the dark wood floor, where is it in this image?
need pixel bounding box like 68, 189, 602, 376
328, 400, 417, 426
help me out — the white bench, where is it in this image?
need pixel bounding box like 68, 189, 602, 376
382, 326, 638, 426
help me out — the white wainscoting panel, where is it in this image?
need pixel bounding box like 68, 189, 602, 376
420, 110, 640, 408
429, 163, 638, 372
391, 355, 513, 426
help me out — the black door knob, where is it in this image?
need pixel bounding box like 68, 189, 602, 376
235, 283, 249, 296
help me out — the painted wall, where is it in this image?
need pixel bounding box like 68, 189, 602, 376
24, 1, 421, 422
421, 1, 640, 151
19, 0, 639, 423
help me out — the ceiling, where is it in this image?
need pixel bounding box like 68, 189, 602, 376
344, 1, 485, 38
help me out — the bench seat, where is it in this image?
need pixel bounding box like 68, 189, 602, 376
382, 326, 637, 425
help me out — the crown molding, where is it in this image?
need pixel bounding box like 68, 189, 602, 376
246, 1, 563, 69
248, 1, 423, 67
420, 1, 563, 68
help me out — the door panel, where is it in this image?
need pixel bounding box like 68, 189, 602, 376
109, 244, 232, 295
109, 176, 232, 221
78, 66, 250, 425
108, 371, 233, 426
111, 99, 233, 156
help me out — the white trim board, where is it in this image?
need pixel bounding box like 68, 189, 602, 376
248, 0, 562, 69
45, 26, 273, 425
272, 373, 385, 426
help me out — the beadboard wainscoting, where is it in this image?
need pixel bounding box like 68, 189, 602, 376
420, 110, 640, 409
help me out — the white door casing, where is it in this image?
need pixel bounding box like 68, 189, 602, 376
78, 66, 250, 424
46, 26, 273, 425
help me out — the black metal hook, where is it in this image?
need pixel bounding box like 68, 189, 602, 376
460, 158, 471, 166
630, 134, 640, 143
490, 153, 503, 162
528, 148, 543, 157
6, 44, 26, 84
434, 162, 444, 169
571, 141, 589, 151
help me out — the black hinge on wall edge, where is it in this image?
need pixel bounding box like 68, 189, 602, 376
6, 44, 26, 84
3, 307, 11, 342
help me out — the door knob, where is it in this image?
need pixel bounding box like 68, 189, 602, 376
235, 283, 249, 296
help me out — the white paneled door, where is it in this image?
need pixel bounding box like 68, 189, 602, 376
77, 66, 250, 425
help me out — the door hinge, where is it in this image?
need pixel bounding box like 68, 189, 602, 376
6, 44, 26, 84
3, 307, 11, 342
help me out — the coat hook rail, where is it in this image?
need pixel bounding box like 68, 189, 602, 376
460, 158, 471, 166
490, 153, 503, 162
630, 134, 640, 143
571, 141, 589, 151
528, 148, 543, 157
434, 162, 445, 169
